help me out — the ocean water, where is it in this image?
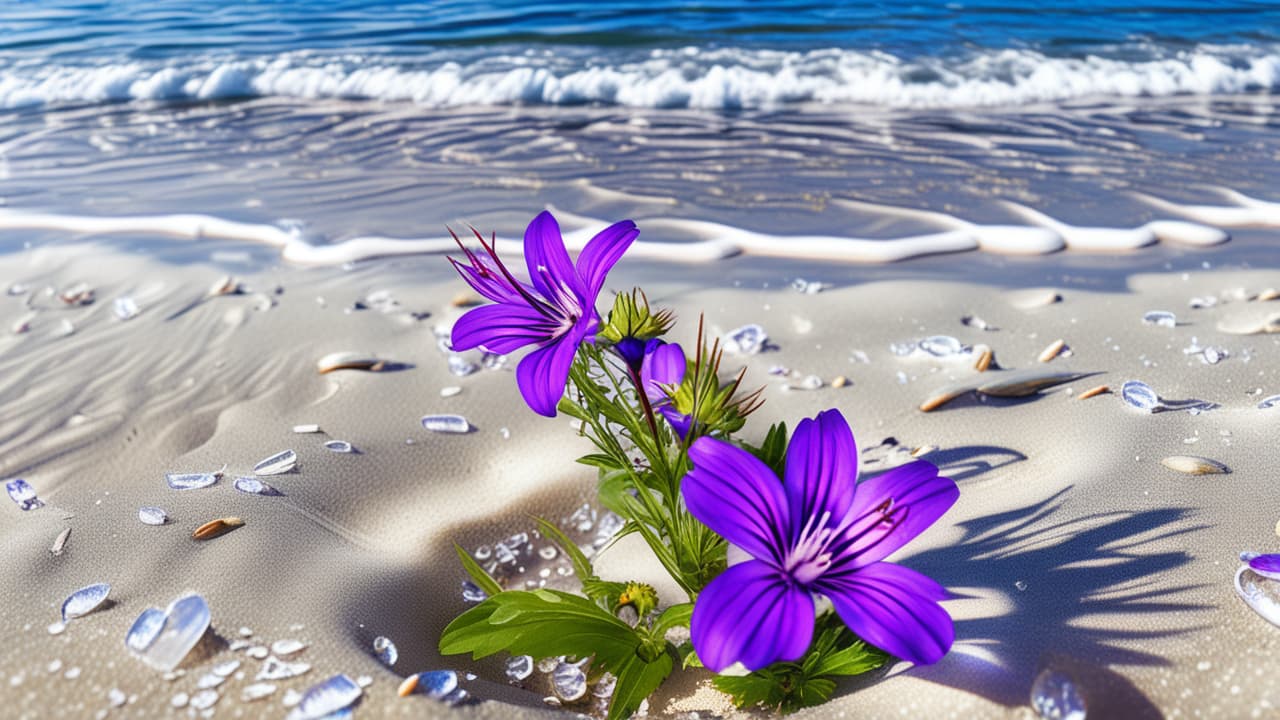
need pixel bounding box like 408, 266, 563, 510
0, 1, 1278, 267
3, 0, 1279, 110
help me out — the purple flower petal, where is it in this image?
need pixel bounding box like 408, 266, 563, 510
659, 406, 694, 440
817, 561, 953, 666
575, 220, 639, 300
641, 342, 685, 404
831, 460, 958, 571
449, 255, 523, 304
450, 303, 556, 354
523, 210, 584, 306
784, 409, 859, 541
1250, 554, 1280, 580
691, 560, 814, 672
684, 437, 791, 566
514, 322, 588, 417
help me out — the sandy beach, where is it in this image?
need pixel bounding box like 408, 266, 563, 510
4, 2, 1280, 718
1, 223, 1278, 718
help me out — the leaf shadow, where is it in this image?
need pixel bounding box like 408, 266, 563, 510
843, 487, 1209, 715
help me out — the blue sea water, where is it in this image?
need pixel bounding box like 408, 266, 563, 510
2, 0, 1279, 110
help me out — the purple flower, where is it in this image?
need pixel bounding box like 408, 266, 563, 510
682, 409, 958, 671
639, 340, 692, 437
449, 211, 638, 417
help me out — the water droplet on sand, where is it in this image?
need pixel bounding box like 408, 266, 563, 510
234, 477, 271, 495
919, 335, 963, 357
6, 478, 44, 511
256, 657, 311, 681
1142, 310, 1177, 328
1030, 668, 1086, 720
241, 683, 276, 702
165, 472, 219, 490
113, 297, 139, 321
125, 594, 210, 672
506, 655, 533, 682
552, 660, 588, 701
272, 639, 306, 656
725, 324, 767, 355
1120, 381, 1161, 412
373, 636, 397, 667
421, 415, 471, 434
447, 355, 479, 377
138, 507, 168, 525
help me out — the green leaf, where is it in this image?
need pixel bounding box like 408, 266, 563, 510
652, 603, 693, 639
439, 589, 636, 667
453, 543, 502, 598
756, 421, 788, 478
608, 648, 674, 720
577, 453, 625, 471
809, 639, 887, 677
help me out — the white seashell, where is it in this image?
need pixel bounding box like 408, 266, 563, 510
254, 449, 297, 475
1160, 455, 1230, 475
316, 352, 386, 374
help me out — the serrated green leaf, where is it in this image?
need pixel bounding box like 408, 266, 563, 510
453, 543, 502, 598
809, 639, 887, 677
713, 672, 779, 709
439, 589, 637, 668
608, 648, 674, 720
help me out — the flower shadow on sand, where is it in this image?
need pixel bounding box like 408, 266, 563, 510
840, 452, 1207, 717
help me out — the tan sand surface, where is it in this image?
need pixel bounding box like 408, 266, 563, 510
2, 242, 1278, 719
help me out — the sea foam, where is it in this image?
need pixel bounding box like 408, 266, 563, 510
1, 45, 1279, 111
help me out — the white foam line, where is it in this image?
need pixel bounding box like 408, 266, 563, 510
1133, 191, 1278, 230
0, 209, 294, 245
1000, 200, 1157, 252
831, 198, 1065, 254
553, 208, 979, 262
0, 202, 1231, 267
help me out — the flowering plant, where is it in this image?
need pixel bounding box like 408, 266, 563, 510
438, 211, 958, 718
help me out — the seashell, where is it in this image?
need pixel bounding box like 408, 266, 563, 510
192, 517, 244, 540
972, 344, 993, 372
58, 283, 95, 306
51, 527, 71, 556
292, 424, 321, 434
911, 445, 939, 458
208, 275, 242, 297
976, 369, 1089, 398
316, 352, 387, 374
287, 674, 361, 720
1037, 338, 1067, 363
1217, 313, 1280, 335
1160, 455, 1230, 475
1257, 288, 1280, 302
1077, 384, 1110, 400
1008, 288, 1061, 310
918, 379, 982, 412
831, 375, 850, 388
62, 583, 111, 621
450, 293, 484, 308
254, 449, 297, 475
398, 670, 459, 699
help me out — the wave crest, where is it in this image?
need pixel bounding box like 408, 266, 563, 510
2, 46, 1278, 111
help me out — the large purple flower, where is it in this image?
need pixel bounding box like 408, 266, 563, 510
449, 211, 638, 417
683, 409, 958, 671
